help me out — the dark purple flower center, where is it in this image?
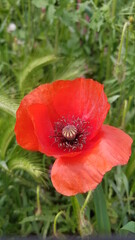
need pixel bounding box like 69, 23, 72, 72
51, 116, 90, 152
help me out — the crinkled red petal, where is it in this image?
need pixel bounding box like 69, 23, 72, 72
15, 78, 110, 156
27, 103, 68, 156
14, 102, 39, 150
50, 78, 110, 140
14, 84, 57, 152
51, 125, 133, 196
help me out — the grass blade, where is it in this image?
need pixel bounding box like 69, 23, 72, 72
18, 55, 57, 90
7, 157, 45, 183
0, 95, 18, 117
93, 184, 111, 234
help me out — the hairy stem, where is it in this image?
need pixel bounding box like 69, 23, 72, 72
53, 210, 65, 236
72, 191, 92, 236
80, 191, 92, 215
36, 185, 41, 215
71, 196, 81, 235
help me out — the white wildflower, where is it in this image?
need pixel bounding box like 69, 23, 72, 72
7, 23, 17, 33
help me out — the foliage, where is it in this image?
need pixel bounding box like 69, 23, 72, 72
0, 0, 135, 237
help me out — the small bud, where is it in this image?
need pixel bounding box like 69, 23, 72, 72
129, 16, 134, 23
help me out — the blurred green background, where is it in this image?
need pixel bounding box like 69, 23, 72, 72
0, 0, 135, 237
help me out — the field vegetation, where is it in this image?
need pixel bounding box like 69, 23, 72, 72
0, 0, 135, 237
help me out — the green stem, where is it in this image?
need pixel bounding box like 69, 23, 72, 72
36, 185, 41, 215
112, 0, 117, 18
53, 20, 59, 79
28, 0, 32, 48
72, 192, 92, 236
118, 21, 130, 64
115, 21, 130, 78
71, 196, 81, 235
124, 27, 129, 62
55, 20, 59, 55
105, 36, 112, 80
53, 210, 65, 237
121, 100, 128, 129
80, 191, 92, 215
94, 0, 99, 6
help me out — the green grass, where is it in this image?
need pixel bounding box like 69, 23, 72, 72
0, 0, 135, 237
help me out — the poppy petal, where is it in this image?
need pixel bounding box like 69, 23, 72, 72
27, 103, 65, 156
50, 78, 110, 140
28, 103, 85, 157
15, 84, 59, 152
51, 125, 132, 196
15, 79, 109, 155
14, 102, 39, 150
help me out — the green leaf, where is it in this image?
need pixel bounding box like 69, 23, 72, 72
93, 184, 111, 234
47, 5, 56, 24
0, 95, 18, 117
18, 55, 57, 90
20, 215, 54, 224
32, 0, 48, 8
108, 95, 120, 103
121, 221, 135, 233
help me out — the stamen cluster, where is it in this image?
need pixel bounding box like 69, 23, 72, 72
52, 116, 90, 152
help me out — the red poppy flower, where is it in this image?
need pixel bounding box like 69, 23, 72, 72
15, 78, 133, 196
